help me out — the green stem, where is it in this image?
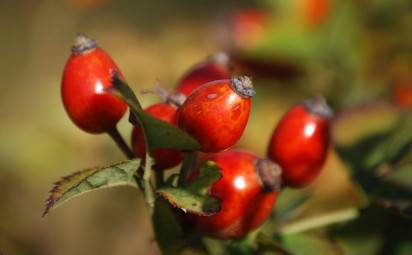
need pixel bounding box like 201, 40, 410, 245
279, 208, 359, 235
178, 150, 197, 187
107, 127, 134, 159
143, 153, 155, 215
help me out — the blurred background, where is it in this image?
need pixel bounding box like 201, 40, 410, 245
1, 0, 411, 254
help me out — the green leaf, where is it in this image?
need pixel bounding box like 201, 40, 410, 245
336, 132, 389, 174
395, 241, 412, 255
153, 198, 185, 255
255, 233, 292, 255
363, 117, 412, 169
43, 159, 140, 217
137, 111, 200, 150
158, 187, 220, 216
333, 103, 399, 148
110, 74, 200, 151
337, 145, 412, 217
335, 113, 412, 216
202, 238, 227, 255
331, 207, 384, 255
336, 234, 382, 255
331, 205, 412, 255
274, 188, 311, 222
109, 73, 143, 112
282, 233, 342, 255
187, 160, 221, 194
159, 160, 221, 215
227, 230, 261, 255
385, 164, 412, 189
227, 240, 254, 255
153, 199, 209, 255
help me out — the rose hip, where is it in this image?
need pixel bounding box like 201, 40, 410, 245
178, 76, 254, 153
61, 34, 127, 134
186, 150, 281, 239
267, 96, 333, 188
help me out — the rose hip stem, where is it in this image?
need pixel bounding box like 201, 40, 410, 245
107, 127, 134, 159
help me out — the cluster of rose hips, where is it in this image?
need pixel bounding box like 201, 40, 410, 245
61, 34, 333, 240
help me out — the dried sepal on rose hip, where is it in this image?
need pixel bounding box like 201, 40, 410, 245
268, 96, 333, 188
184, 150, 282, 239
176, 52, 232, 97
179, 76, 255, 153
131, 102, 184, 171
61, 34, 127, 133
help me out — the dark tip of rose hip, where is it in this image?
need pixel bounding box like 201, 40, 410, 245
231, 76, 255, 97
110, 71, 123, 92
72, 33, 97, 54
255, 159, 282, 192
304, 95, 334, 119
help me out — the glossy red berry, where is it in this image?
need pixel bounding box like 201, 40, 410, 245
267, 96, 333, 188
176, 53, 231, 97
186, 150, 281, 239
178, 76, 254, 153
131, 103, 183, 170
61, 34, 127, 134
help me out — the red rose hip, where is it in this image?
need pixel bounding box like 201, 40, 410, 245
186, 150, 281, 239
61, 34, 127, 133
267, 96, 333, 188
176, 52, 231, 97
131, 103, 183, 170
178, 76, 254, 153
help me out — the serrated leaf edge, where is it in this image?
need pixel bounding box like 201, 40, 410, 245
43, 159, 140, 217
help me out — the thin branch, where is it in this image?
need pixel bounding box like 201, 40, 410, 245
107, 127, 134, 159
143, 153, 155, 215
